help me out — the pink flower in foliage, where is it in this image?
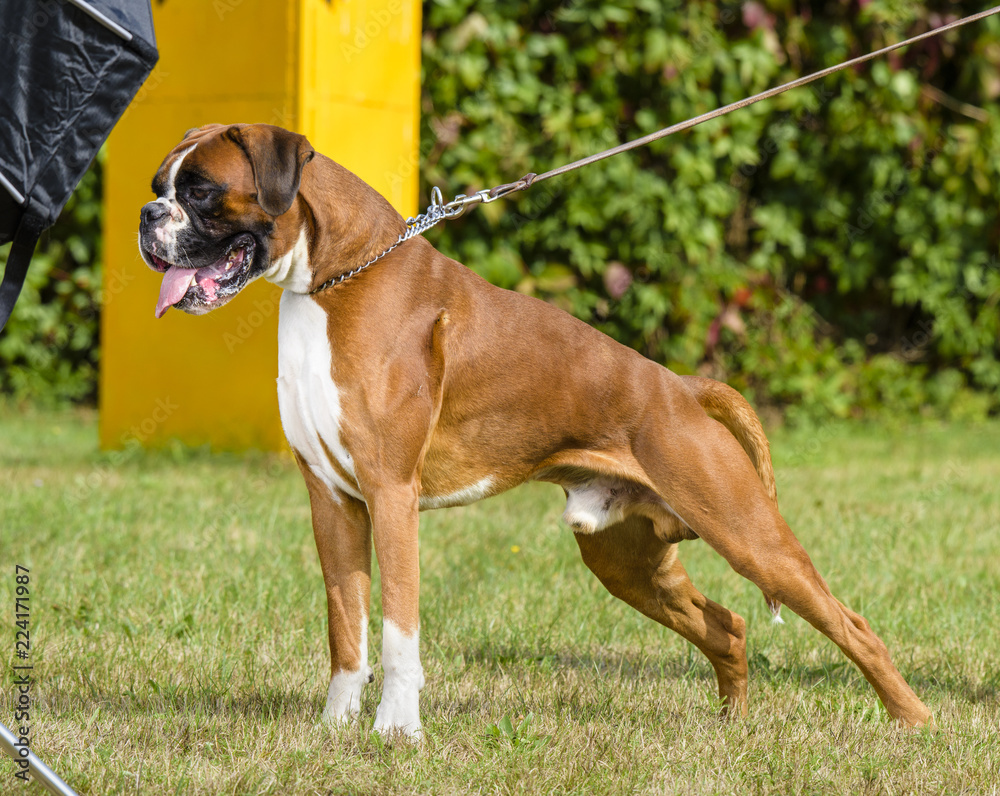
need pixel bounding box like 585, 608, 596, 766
742, 2, 775, 31
603, 262, 633, 300
706, 305, 746, 353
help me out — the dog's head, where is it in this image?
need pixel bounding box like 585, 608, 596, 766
139, 123, 314, 318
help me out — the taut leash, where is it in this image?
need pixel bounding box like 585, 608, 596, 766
312, 5, 1000, 294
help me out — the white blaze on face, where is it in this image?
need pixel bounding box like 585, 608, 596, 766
373, 620, 424, 739
151, 143, 198, 264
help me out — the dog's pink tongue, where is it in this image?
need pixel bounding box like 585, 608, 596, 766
155, 266, 196, 318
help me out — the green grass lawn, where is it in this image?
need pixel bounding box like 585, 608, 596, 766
1, 407, 998, 795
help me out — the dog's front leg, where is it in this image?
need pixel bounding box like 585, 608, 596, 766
296, 460, 374, 726
368, 483, 425, 739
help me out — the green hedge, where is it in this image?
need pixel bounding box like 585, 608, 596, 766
0, 155, 102, 405
420, 0, 1000, 423
3, 1, 999, 422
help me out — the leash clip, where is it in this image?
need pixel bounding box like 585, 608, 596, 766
439, 173, 536, 218
441, 189, 491, 219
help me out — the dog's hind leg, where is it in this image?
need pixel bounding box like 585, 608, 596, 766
633, 391, 932, 727
574, 516, 749, 716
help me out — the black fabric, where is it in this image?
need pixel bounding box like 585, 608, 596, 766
0, 0, 157, 325
0, 205, 46, 332
0, 190, 20, 243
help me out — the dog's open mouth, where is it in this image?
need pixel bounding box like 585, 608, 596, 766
148, 235, 256, 318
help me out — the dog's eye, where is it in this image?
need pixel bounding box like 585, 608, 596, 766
188, 187, 212, 202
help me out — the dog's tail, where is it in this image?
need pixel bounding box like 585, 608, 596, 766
681, 375, 784, 624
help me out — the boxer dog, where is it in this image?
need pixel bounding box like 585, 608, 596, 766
138, 123, 932, 738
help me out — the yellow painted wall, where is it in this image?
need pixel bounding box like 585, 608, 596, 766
100, 0, 421, 450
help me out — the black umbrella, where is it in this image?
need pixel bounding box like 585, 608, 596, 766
0, 0, 158, 332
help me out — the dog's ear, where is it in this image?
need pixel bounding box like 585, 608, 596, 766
226, 124, 315, 217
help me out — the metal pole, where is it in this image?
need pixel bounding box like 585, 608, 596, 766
0, 721, 79, 796
0, 168, 26, 205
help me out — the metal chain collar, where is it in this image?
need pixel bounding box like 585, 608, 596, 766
310, 179, 535, 294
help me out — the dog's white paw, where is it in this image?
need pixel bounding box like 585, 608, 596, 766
373, 689, 422, 740
321, 667, 370, 725
374, 620, 424, 740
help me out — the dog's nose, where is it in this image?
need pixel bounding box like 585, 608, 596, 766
141, 201, 169, 226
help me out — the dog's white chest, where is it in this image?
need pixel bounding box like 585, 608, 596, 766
277, 291, 363, 502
